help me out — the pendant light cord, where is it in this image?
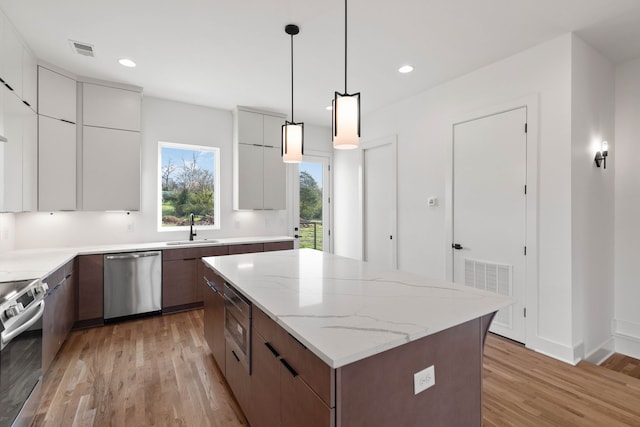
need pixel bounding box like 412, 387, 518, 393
344, 0, 348, 93
290, 32, 294, 122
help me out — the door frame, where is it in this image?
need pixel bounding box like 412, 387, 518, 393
445, 94, 539, 347
289, 150, 333, 253
361, 135, 398, 268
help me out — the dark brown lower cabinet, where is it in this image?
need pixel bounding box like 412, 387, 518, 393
76, 254, 103, 327
43, 259, 76, 373
225, 342, 252, 418
249, 309, 335, 427
202, 262, 225, 370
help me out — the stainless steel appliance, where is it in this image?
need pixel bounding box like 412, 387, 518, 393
0, 278, 48, 427
223, 282, 252, 373
104, 251, 162, 320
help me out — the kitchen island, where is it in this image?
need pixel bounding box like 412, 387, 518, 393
202, 249, 511, 426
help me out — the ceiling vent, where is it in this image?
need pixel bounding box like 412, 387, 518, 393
69, 40, 95, 57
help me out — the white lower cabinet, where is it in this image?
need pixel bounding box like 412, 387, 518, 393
38, 115, 76, 211
82, 126, 140, 211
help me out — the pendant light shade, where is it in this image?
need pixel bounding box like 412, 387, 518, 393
332, 92, 360, 149
282, 24, 304, 163
282, 121, 303, 163
332, 0, 360, 150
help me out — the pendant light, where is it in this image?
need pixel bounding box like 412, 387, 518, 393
282, 24, 304, 163
332, 0, 360, 149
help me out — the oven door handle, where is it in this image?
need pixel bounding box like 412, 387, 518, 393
0, 300, 45, 350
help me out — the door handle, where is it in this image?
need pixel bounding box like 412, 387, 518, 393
452, 243, 464, 250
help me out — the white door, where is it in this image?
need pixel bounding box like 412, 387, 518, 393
363, 138, 397, 269
452, 108, 527, 343
292, 154, 331, 252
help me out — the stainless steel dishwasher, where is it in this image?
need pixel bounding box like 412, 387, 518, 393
104, 251, 162, 320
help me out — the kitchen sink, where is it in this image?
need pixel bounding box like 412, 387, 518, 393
165, 239, 219, 246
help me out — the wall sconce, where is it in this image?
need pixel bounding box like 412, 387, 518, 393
594, 141, 608, 169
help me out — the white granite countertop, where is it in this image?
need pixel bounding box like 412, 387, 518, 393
204, 249, 512, 369
0, 236, 293, 283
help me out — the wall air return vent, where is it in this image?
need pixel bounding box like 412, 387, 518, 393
69, 40, 95, 57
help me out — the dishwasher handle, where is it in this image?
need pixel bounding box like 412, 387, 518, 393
105, 252, 161, 260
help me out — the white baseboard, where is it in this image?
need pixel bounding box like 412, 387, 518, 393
527, 336, 581, 365
584, 337, 615, 364
613, 319, 640, 359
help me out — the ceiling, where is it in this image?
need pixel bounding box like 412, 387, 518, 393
2, 0, 640, 126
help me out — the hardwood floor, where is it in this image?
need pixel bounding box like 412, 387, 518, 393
34, 311, 640, 426
601, 353, 640, 380
483, 334, 640, 426
33, 310, 247, 427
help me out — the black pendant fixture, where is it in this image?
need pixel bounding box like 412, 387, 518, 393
332, 0, 360, 149
282, 24, 304, 163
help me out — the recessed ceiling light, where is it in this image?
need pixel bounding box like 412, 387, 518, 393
118, 58, 136, 68
398, 65, 414, 74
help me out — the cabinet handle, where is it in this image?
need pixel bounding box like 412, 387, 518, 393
279, 358, 298, 378
231, 350, 240, 362
60, 119, 76, 125
23, 100, 31, 107
264, 342, 280, 358
4, 83, 13, 91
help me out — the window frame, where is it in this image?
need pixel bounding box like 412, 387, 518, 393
157, 141, 221, 232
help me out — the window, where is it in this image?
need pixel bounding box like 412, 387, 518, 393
158, 141, 220, 230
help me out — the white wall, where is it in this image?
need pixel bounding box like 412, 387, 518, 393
334, 34, 579, 361
614, 57, 640, 359
570, 35, 615, 362
13, 97, 330, 249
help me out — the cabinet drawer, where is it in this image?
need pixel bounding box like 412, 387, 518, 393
253, 308, 334, 407
229, 243, 264, 255
163, 245, 229, 261
264, 241, 294, 252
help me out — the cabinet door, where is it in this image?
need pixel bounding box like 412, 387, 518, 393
42, 283, 58, 374
38, 116, 76, 211
83, 83, 141, 131
237, 110, 263, 145
250, 331, 281, 427
281, 367, 334, 427
37, 67, 76, 123
77, 254, 104, 323
225, 343, 252, 419
21, 109, 37, 211
263, 145, 286, 209
162, 259, 198, 309
263, 114, 283, 148
203, 263, 226, 369
228, 243, 264, 255
82, 126, 140, 211
2, 25, 22, 99
237, 143, 264, 209
22, 48, 37, 111
1, 89, 24, 212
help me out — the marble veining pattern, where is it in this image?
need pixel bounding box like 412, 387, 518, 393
204, 249, 512, 368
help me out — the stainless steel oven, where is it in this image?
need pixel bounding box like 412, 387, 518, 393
223, 282, 251, 374
0, 279, 48, 427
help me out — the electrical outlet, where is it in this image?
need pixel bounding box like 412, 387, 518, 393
126, 223, 134, 233
413, 365, 435, 395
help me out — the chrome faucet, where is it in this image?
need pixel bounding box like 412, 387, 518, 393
189, 213, 197, 241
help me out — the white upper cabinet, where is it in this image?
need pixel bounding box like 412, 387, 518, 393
38, 66, 76, 123
2, 23, 22, 99
21, 48, 37, 111
263, 114, 283, 148
83, 83, 141, 131
21, 109, 36, 211
233, 107, 286, 210
38, 116, 76, 211
237, 110, 264, 145
82, 126, 140, 211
